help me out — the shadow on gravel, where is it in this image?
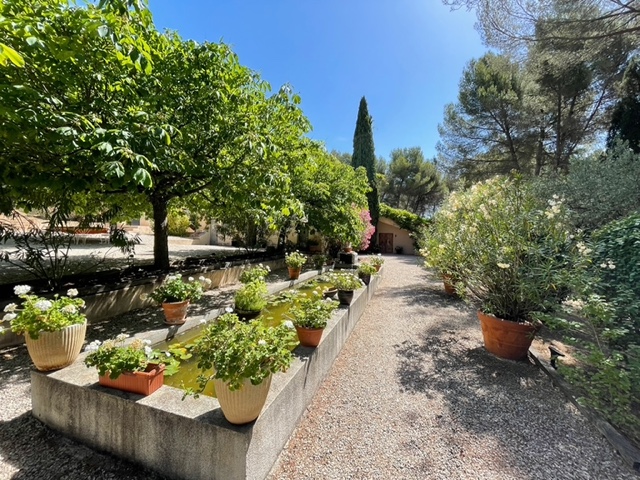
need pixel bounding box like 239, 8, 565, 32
0, 412, 168, 480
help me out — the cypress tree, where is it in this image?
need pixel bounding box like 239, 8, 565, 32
352, 96, 380, 248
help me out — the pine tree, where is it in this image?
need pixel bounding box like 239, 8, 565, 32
352, 96, 380, 248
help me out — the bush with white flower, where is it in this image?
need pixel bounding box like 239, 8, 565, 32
84, 334, 179, 380
147, 275, 209, 304
239, 264, 271, 284
426, 174, 580, 323
285, 251, 307, 269
369, 254, 384, 267
2, 285, 86, 339
186, 313, 296, 394
288, 297, 338, 330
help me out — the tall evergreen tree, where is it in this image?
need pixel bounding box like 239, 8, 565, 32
351, 96, 380, 248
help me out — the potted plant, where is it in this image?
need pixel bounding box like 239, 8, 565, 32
84, 334, 180, 396
312, 254, 326, 270
370, 254, 384, 272
239, 264, 271, 284
434, 175, 576, 360
234, 280, 269, 320
285, 251, 307, 279
328, 272, 364, 306
2, 286, 87, 371
357, 262, 377, 286
186, 313, 296, 424
148, 275, 210, 325
288, 297, 339, 347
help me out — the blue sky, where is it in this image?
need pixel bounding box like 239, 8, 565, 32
150, 0, 486, 162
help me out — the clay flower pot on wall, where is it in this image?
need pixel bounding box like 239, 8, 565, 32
162, 300, 190, 325
213, 375, 272, 425
24, 322, 87, 371
98, 364, 165, 396
287, 267, 301, 280
295, 326, 324, 347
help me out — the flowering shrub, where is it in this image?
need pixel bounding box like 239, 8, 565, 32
285, 251, 307, 269
239, 264, 271, 284
84, 334, 180, 379
148, 275, 209, 304
2, 286, 86, 339
234, 280, 268, 312
427, 175, 577, 323
188, 313, 296, 393
328, 272, 364, 291
288, 297, 338, 329
358, 209, 375, 251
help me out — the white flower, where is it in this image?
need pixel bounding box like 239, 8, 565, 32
283, 320, 295, 330
144, 346, 153, 356
60, 305, 77, 315
143, 339, 152, 345
257, 340, 267, 346
66, 288, 79, 298
188, 277, 194, 282
165, 351, 171, 357
199, 318, 207, 325
84, 340, 101, 353
199, 276, 206, 282
115, 333, 129, 341
225, 307, 234, 314
205, 278, 212, 285
14, 285, 31, 295
564, 298, 585, 312
34, 300, 53, 311
3, 313, 17, 321
497, 263, 510, 269
4, 303, 17, 312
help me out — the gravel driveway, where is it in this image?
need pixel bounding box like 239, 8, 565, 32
0, 255, 636, 479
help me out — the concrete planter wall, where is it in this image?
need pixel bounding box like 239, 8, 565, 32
0, 259, 286, 349
31, 270, 382, 480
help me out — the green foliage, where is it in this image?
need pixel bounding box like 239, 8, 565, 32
352, 97, 380, 239
357, 263, 377, 276
327, 272, 364, 292
148, 275, 206, 304
189, 313, 295, 392
285, 251, 307, 269
84, 334, 181, 380
239, 264, 271, 284
532, 142, 640, 230
288, 297, 338, 329
379, 204, 429, 235
369, 255, 384, 267
426, 175, 578, 322
167, 211, 191, 237
234, 280, 268, 312
608, 56, 640, 153
3, 286, 86, 339
312, 254, 326, 269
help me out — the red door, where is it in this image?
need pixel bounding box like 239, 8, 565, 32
379, 233, 394, 254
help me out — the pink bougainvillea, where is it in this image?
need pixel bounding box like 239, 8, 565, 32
359, 209, 375, 251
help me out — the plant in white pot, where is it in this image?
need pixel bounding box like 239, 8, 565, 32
186, 313, 296, 424
2, 286, 87, 371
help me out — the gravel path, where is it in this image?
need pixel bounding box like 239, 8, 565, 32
267, 255, 636, 480
0, 256, 636, 479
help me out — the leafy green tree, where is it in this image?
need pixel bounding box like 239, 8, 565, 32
351, 97, 380, 247
381, 147, 446, 216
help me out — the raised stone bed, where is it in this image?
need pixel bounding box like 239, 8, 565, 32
30, 269, 382, 480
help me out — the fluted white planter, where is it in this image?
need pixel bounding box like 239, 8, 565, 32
24, 322, 87, 371
213, 375, 272, 425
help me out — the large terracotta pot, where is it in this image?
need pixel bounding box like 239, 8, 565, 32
477, 311, 540, 360
287, 267, 301, 280
162, 300, 190, 325
295, 325, 324, 347
213, 375, 272, 425
24, 321, 87, 371
99, 364, 165, 396
337, 290, 354, 306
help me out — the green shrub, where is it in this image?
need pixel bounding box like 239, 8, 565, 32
167, 212, 191, 236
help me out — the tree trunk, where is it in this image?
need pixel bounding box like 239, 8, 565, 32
151, 194, 170, 271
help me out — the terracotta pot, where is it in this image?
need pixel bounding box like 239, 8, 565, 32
162, 300, 190, 325
295, 325, 324, 347
213, 375, 272, 424
359, 273, 371, 286
343, 245, 353, 253
374, 265, 381, 272
234, 308, 262, 322
337, 290, 354, 306
24, 321, 87, 371
99, 364, 165, 396
443, 275, 456, 295
287, 267, 301, 280
477, 310, 540, 360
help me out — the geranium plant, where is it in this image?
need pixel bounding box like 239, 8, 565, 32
285, 251, 307, 269
370, 255, 384, 267
239, 264, 271, 284
357, 262, 377, 276
328, 272, 364, 291
312, 254, 326, 269
84, 334, 181, 379
2, 285, 86, 339
234, 280, 269, 312
288, 297, 338, 329
148, 275, 209, 304
188, 313, 296, 393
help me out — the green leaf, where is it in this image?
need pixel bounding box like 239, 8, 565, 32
133, 168, 153, 188
0, 43, 24, 67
